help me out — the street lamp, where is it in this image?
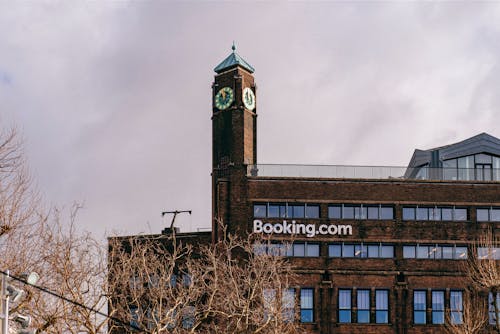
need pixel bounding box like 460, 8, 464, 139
1, 270, 39, 334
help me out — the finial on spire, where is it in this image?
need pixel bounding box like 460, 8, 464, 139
232, 41, 236, 52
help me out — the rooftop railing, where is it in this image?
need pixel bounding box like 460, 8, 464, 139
247, 164, 500, 182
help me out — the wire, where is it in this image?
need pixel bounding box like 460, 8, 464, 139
0, 269, 145, 333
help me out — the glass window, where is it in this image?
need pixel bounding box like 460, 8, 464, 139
354, 244, 367, 258
416, 207, 429, 220
477, 208, 489, 221
282, 289, 295, 323
441, 207, 453, 221
368, 245, 379, 258
306, 244, 320, 257
403, 207, 415, 220
428, 245, 440, 259
339, 289, 352, 323
455, 246, 468, 260
381, 245, 394, 258
329, 244, 342, 257
343, 244, 355, 257
429, 207, 441, 221
263, 288, 276, 322
494, 157, 500, 181
450, 290, 463, 325
416, 245, 429, 259
380, 206, 394, 220
343, 206, 355, 219
329, 205, 341, 219
254, 204, 267, 218
458, 156, 474, 180
305, 205, 320, 218
492, 209, 500, 222
293, 244, 305, 257
454, 208, 467, 221
268, 204, 280, 218
403, 246, 416, 258
442, 246, 453, 259
357, 290, 370, 323
432, 291, 444, 324
291, 205, 305, 218
443, 159, 457, 180
414, 290, 426, 324
376, 290, 389, 324
300, 288, 314, 323
354, 206, 367, 219
476, 153, 492, 164
367, 206, 379, 219
129, 305, 140, 329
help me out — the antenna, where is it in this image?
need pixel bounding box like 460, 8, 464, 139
161, 210, 192, 233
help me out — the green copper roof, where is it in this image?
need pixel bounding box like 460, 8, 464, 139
214, 44, 255, 74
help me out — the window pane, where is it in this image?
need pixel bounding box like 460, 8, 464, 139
292, 205, 305, 218
293, 244, 305, 257
300, 289, 314, 323
414, 291, 426, 324
444, 158, 457, 180
305, 205, 320, 218
279, 204, 287, 218
339, 289, 351, 323
403, 246, 416, 258
300, 310, 313, 323
376, 290, 389, 324
381, 245, 394, 258
442, 246, 453, 259
491, 209, 500, 222
477, 208, 489, 222
380, 207, 394, 220
343, 206, 355, 219
416, 245, 429, 259
432, 291, 444, 324
343, 244, 354, 257
455, 247, 468, 259
329, 244, 342, 257
429, 207, 441, 221
441, 208, 453, 221
454, 208, 467, 221
450, 291, 463, 325
367, 206, 379, 219
368, 245, 379, 258
416, 207, 429, 220
282, 289, 295, 323
306, 244, 319, 257
254, 204, 267, 218
354, 244, 367, 258
357, 290, 370, 323
268, 204, 280, 218
428, 245, 439, 259
354, 206, 366, 220
329, 206, 341, 219
403, 207, 415, 220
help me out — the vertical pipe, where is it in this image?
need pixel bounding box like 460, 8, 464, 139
2, 270, 9, 334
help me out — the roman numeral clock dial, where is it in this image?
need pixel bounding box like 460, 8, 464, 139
215, 87, 234, 110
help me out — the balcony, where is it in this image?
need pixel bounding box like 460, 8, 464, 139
247, 164, 500, 182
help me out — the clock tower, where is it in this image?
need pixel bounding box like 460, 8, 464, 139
211, 45, 257, 240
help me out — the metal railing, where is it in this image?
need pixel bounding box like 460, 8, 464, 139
247, 164, 500, 181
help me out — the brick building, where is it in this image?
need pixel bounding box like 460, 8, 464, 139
210, 46, 500, 333
111, 47, 500, 333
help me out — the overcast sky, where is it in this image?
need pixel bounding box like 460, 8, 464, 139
1, 2, 499, 237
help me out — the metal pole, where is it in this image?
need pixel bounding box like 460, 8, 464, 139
1, 270, 9, 334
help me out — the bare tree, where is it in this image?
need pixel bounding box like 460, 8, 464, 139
108, 225, 302, 334
445, 289, 488, 334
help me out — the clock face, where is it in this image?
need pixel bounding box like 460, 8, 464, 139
215, 87, 234, 110
243, 87, 256, 111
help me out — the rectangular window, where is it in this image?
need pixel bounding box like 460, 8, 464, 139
477, 208, 490, 221
489, 292, 500, 325
268, 204, 280, 218
343, 244, 355, 257
455, 246, 468, 259
354, 244, 367, 258
357, 290, 370, 323
300, 288, 314, 323
367, 245, 379, 258
291, 205, 305, 218
367, 206, 379, 219
254, 204, 267, 218
376, 290, 389, 324
305, 243, 320, 257
492, 209, 500, 222
305, 205, 320, 218
130, 305, 140, 329
263, 288, 276, 321
416, 245, 429, 259
328, 205, 342, 219
429, 207, 441, 221
329, 244, 342, 257
282, 288, 295, 323
454, 208, 467, 221
338, 289, 352, 323
403, 207, 416, 220
416, 207, 429, 220
343, 206, 355, 219
442, 246, 453, 259
380, 206, 394, 220
403, 246, 416, 258
432, 291, 445, 324
441, 207, 453, 221
450, 290, 463, 325
414, 290, 426, 324
380, 245, 394, 258
354, 206, 367, 219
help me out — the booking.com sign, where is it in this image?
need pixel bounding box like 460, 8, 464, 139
253, 219, 352, 238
